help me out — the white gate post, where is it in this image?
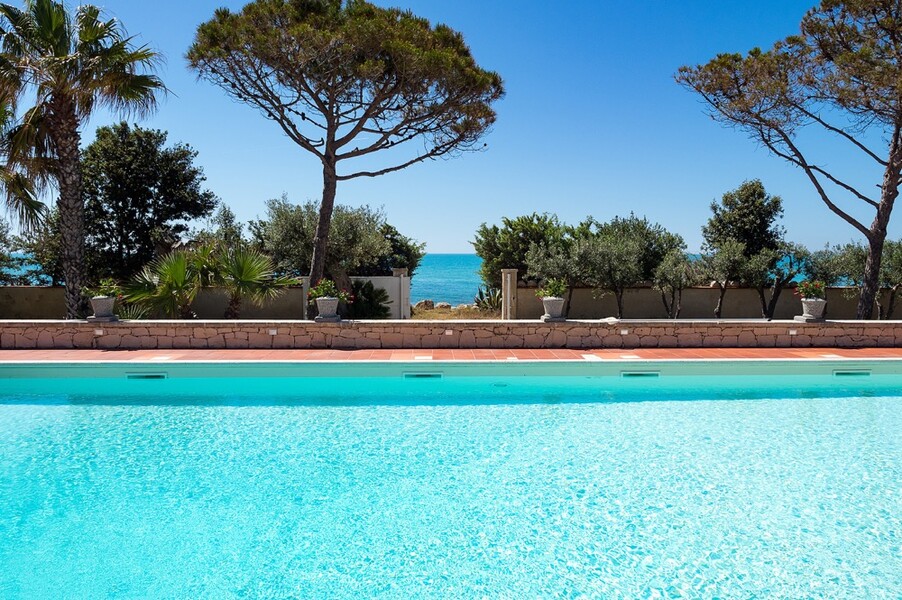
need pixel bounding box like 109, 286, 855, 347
393, 268, 410, 319
501, 268, 518, 320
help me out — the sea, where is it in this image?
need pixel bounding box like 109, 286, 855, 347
410, 253, 483, 305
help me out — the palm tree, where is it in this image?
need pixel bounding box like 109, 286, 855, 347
0, 0, 163, 317
216, 246, 295, 319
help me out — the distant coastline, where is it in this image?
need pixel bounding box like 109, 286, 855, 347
410, 253, 482, 306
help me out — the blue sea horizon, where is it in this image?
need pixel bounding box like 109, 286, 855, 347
411, 253, 483, 306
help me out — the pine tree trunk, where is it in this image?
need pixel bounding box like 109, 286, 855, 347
309, 162, 337, 284
50, 102, 84, 319
859, 233, 886, 319
859, 141, 901, 319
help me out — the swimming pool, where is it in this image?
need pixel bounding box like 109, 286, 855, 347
1, 361, 900, 598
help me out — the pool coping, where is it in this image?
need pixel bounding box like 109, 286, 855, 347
3, 347, 902, 364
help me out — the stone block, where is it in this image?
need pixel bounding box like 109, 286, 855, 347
791, 335, 812, 347
402, 334, 422, 348
702, 336, 723, 347
97, 335, 121, 349
737, 331, 758, 347
248, 333, 272, 348
225, 337, 249, 349
639, 336, 659, 347
172, 336, 191, 348
272, 335, 294, 349
36, 330, 54, 348
756, 335, 776, 347
602, 335, 622, 348
678, 333, 702, 347
70, 331, 93, 348
120, 335, 142, 349
15, 334, 36, 348
659, 335, 678, 347
459, 331, 477, 347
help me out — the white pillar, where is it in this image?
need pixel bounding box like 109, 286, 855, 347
501, 268, 518, 320
393, 268, 410, 319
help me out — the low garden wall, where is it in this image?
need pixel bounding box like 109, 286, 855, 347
509, 284, 865, 320
2, 319, 900, 350
0, 274, 411, 320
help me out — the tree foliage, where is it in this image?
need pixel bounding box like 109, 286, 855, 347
654, 249, 698, 319
677, 1, 902, 319
248, 196, 423, 278
0, 218, 29, 285
188, 0, 503, 283
474, 213, 565, 288
702, 180, 784, 258
583, 216, 684, 318
700, 239, 746, 319
14, 208, 64, 285
526, 215, 683, 319
0, 0, 164, 316
82, 123, 218, 282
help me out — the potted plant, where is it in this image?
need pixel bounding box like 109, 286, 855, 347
795, 280, 827, 321
308, 279, 352, 322
536, 277, 568, 322
84, 278, 122, 321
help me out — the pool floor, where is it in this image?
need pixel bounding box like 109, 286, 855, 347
0, 368, 900, 598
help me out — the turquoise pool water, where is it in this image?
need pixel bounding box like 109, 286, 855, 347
1, 366, 900, 598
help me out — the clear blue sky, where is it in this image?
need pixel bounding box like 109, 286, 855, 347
81, 0, 900, 253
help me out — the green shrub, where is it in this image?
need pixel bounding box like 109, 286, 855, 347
344, 280, 391, 319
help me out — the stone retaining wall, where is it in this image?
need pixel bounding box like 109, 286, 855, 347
2, 319, 901, 350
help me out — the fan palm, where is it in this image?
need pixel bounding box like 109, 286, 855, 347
0, 102, 43, 228
125, 250, 202, 319
217, 246, 295, 319
0, 0, 163, 317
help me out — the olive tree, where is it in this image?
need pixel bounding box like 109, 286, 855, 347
188, 0, 503, 284
249, 196, 422, 279
678, 1, 902, 319
584, 216, 682, 319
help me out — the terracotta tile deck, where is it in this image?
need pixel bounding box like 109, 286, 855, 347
2, 347, 902, 363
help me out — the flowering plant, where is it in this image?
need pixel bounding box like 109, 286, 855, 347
536, 277, 567, 298
84, 278, 123, 299
795, 280, 826, 299
307, 279, 352, 303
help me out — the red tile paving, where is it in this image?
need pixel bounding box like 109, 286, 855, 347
1, 347, 902, 363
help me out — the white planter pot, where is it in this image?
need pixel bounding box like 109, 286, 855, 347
800, 298, 827, 320
90, 296, 116, 318
314, 296, 340, 322
541, 296, 566, 322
